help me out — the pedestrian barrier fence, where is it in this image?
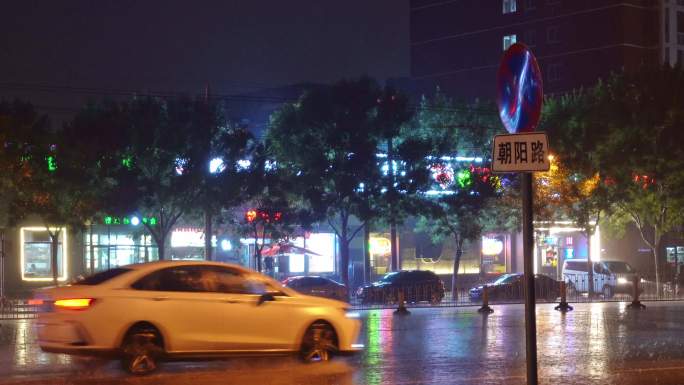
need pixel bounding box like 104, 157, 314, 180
0, 298, 38, 320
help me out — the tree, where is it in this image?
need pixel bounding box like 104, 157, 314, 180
542, 65, 684, 293
539, 90, 615, 295
88, 96, 210, 261
5, 101, 103, 284
266, 78, 387, 288
411, 92, 504, 298
374, 86, 415, 271
234, 146, 315, 273
174, 96, 253, 261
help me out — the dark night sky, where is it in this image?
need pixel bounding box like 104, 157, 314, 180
0, 0, 409, 113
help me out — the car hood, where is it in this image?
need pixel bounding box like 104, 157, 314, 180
295, 293, 349, 308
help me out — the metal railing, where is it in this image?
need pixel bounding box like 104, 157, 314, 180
349, 274, 684, 310
0, 298, 39, 320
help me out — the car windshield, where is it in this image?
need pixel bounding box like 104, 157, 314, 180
380, 272, 400, 283
73, 268, 132, 285
603, 262, 635, 274
493, 274, 519, 284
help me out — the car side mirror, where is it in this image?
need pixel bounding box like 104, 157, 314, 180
257, 293, 275, 306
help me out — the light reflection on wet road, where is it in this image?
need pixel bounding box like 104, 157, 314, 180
3, 302, 684, 384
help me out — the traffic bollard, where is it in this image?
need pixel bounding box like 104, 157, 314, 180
554, 281, 573, 312
394, 289, 410, 315
478, 286, 494, 314
627, 275, 646, 309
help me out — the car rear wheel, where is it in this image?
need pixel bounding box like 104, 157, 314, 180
300, 322, 337, 363
120, 325, 164, 375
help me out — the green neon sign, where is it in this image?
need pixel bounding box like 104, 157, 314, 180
103, 215, 157, 226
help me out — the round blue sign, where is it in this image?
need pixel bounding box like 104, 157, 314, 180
496, 43, 543, 133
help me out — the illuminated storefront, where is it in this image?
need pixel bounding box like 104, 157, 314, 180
480, 234, 509, 274
369, 234, 391, 275
20, 227, 68, 282
83, 227, 157, 272
534, 221, 601, 279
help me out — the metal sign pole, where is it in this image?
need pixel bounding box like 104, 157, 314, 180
521, 172, 538, 385
0, 231, 4, 300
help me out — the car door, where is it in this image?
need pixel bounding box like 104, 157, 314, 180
209, 268, 302, 351
128, 265, 233, 353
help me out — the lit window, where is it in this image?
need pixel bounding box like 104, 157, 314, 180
21, 227, 68, 281
503, 0, 517, 14
503, 34, 517, 51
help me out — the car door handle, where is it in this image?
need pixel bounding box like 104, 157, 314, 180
151, 296, 169, 301
222, 299, 239, 304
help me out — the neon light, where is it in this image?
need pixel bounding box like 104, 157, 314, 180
482, 237, 504, 256
20, 227, 68, 282
369, 237, 391, 256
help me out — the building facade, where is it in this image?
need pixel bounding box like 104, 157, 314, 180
410, 0, 663, 100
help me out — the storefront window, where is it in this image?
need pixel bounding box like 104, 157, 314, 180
666, 246, 684, 264
21, 227, 67, 281
84, 231, 158, 272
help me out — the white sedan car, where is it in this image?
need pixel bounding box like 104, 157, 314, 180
34, 261, 362, 374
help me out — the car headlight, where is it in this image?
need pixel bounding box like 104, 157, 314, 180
617, 278, 628, 285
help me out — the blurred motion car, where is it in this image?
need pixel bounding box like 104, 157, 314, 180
282, 276, 349, 301
468, 273, 560, 302
33, 261, 362, 375
356, 270, 445, 305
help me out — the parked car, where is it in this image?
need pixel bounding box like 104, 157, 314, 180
468, 273, 560, 302
356, 270, 445, 305
562, 259, 639, 298
33, 261, 362, 374
282, 276, 349, 301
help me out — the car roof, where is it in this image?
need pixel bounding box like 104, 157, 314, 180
124, 260, 253, 274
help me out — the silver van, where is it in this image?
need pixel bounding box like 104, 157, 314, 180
562, 259, 638, 298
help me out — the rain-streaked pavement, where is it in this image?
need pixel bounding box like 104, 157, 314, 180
3, 302, 684, 385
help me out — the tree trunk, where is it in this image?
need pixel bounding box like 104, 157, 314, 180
340, 237, 350, 288
451, 234, 464, 300
204, 209, 213, 261
363, 223, 371, 284
255, 242, 262, 272
340, 216, 350, 288
50, 231, 60, 286
587, 231, 594, 297
654, 226, 662, 296
390, 222, 399, 271
156, 232, 167, 261
89, 224, 95, 274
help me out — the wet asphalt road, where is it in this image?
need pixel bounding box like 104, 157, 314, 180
3, 301, 684, 385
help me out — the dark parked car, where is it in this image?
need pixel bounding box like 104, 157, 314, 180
468, 273, 560, 302
282, 276, 349, 301
356, 270, 445, 305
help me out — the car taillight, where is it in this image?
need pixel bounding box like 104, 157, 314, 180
54, 298, 95, 310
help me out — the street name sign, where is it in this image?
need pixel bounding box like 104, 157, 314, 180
491, 132, 550, 173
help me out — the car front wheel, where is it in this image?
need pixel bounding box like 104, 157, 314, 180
300, 322, 337, 363
120, 326, 164, 375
